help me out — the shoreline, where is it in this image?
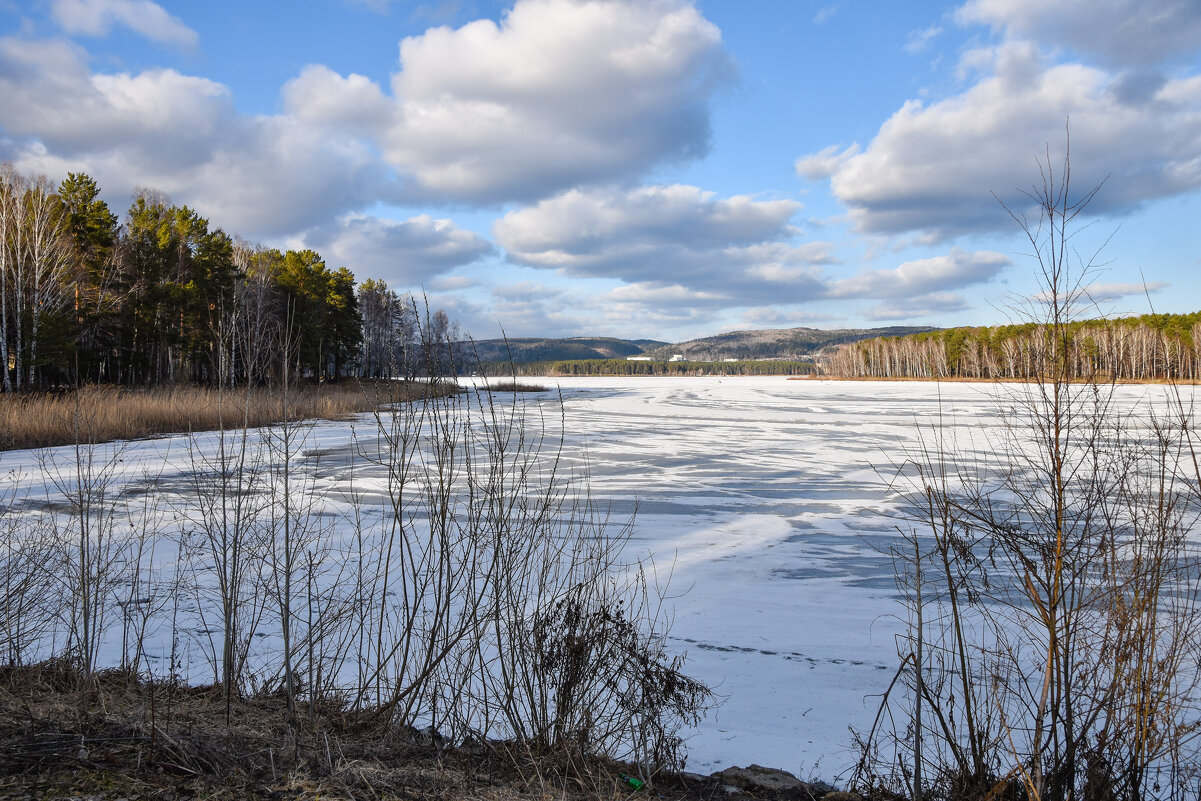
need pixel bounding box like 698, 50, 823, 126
791, 374, 1201, 385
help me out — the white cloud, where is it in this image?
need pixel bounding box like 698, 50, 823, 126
282, 65, 394, 135
0, 37, 395, 237
608, 283, 726, 303
495, 183, 1012, 321
904, 25, 943, 55
813, 5, 839, 25
956, 0, 1201, 66
303, 213, 494, 283
1086, 280, 1167, 299
2, 0, 736, 246
377, 0, 733, 203
828, 248, 1011, 298
51, 0, 198, 48
496, 184, 801, 269
795, 143, 859, 181
0, 37, 226, 161
495, 184, 833, 303
801, 42, 1201, 239
1030, 280, 1169, 307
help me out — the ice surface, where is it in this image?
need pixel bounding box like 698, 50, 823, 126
1, 376, 1187, 783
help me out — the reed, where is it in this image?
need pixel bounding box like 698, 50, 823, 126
480, 380, 549, 393
0, 381, 452, 451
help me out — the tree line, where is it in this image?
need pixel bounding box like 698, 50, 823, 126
0, 165, 453, 392
484, 358, 816, 377
822, 312, 1201, 381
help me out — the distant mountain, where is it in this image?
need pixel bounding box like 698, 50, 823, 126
464, 336, 669, 364
643, 325, 939, 362
464, 327, 936, 365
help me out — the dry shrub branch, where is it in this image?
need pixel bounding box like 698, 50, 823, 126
858, 138, 1201, 801
0, 320, 712, 793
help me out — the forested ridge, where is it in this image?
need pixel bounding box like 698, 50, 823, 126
823, 312, 1201, 380
482, 358, 815, 376
0, 165, 450, 392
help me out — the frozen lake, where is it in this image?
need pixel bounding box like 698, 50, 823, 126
483, 376, 1000, 779
469, 376, 1193, 779
1, 376, 1189, 783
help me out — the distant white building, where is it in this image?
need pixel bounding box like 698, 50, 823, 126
626, 355, 653, 361
668, 354, 688, 362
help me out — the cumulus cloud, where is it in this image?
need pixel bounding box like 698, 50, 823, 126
956, 0, 1201, 66
828, 248, 1011, 298
51, 0, 198, 48
494, 184, 1013, 321
369, 0, 733, 203
495, 184, 823, 302
799, 41, 1201, 239
282, 65, 394, 135
497, 184, 801, 263
302, 213, 494, 283
0, 37, 396, 236
5, 0, 737, 246
0, 37, 226, 162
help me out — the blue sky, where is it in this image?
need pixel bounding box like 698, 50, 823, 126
2, 0, 1200, 341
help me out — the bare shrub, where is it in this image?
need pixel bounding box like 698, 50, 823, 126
0, 470, 57, 665
859, 141, 1201, 801
0, 313, 711, 781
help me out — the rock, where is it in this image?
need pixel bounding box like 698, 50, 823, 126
676, 771, 710, 784
713, 764, 808, 793
822, 792, 863, 801
811, 781, 838, 794
721, 785, 745, 796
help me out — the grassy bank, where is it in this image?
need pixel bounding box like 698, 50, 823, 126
0, 662, 728, 801
0, 381, 457, 452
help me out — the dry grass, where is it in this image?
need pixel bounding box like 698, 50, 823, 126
0, 661, 725, 801
0, 381, 460, 452
479, 380, 550, 393
801, 374, 1201, 384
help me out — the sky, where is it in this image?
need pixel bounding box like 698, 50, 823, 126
2, 0, 1200, 342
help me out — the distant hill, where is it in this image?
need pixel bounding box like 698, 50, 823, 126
462, 328, 938, 366
464, 336, 668, 364
643, 325, 939, 362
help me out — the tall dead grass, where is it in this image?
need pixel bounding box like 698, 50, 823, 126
0, 381, 454, 451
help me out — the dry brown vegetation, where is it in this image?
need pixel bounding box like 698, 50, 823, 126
0, 381, 458, 451
0, 372, 714, 798
480, 380, 550, 393
0, 661, 730, 801
855, 145, 1201, 801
